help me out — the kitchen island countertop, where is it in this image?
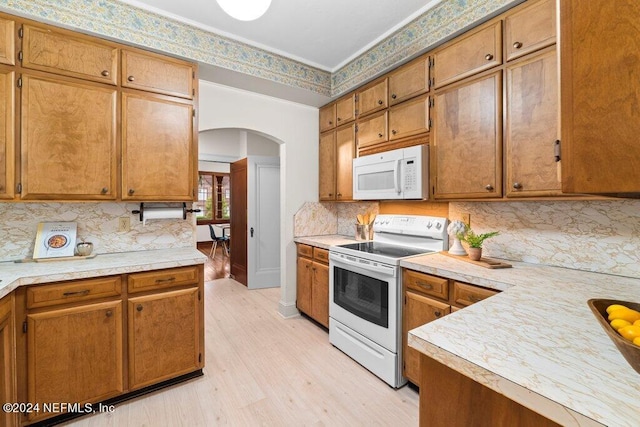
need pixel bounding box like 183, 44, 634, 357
0, 247, 207, 299
403, 253, 640, 427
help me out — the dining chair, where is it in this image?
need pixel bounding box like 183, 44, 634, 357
208, 224, 230, 258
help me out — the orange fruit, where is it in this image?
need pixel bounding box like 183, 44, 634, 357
618, 325, 640, 342
606, 304, 628, 314
610, 319, 632, 330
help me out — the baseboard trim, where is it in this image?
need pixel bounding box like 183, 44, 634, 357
278, 300, 300, 318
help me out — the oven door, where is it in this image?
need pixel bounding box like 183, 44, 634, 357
329, 252, 398, 352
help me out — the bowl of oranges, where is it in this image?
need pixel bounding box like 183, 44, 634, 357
588, 299, 640, 375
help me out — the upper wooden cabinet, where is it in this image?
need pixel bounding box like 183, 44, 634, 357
506, 48, 561, 197
432, 72, 502, 199
560, 0, 640, 194
335, 93, 355, 125
356, 110, 388, 151
0, 67, 14, 200
335, 123, 355, 200
433, 21, 502, 89
20, 74, 117, 200
357, 78, 388, 117
21, 24, 118, 85
388, 55, 430, 106
318, 131, 336, 200
388, 94, 429, 141
122, 91, 195, 201
0, 18, 14, 65
122, 49, 194, 99
505, 0, 556, 62
319, 102, 336, 132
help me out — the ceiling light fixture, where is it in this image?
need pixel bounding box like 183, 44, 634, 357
216, 0, 272, 21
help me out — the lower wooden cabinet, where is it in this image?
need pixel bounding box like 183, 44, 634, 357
0, 294, 16, 427
296, 244, 329, 328
402, 268, 499, 387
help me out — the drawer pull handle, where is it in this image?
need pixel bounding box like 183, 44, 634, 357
136, 304, 143, 312
485, 184, 494, 191
434, 311, 442, 317
127, 75, 135, 82
513, 41, 523, 49
378, 100, 383, 105
101, 187, 109, 194
513, 182, 523, 190
416, 280, 433, 290
101, 70, 110, 77
485, 53, 494, 61
106, 310, 113, 317
128, 188, 135, 195
62, 290, 90, 297
155, 277, 176, 284
378, 133, 383, 138
391, 129, 397, 135
391, 94, 397, 99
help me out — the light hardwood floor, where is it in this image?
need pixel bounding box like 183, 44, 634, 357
62, 278, 419, 426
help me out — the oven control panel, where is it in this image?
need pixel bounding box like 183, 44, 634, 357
373, 214, 447, 239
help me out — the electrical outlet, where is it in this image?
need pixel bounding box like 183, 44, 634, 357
461, 213, 471, 227
117, 216, 130, 232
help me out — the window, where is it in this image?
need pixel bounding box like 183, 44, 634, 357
196, 172, 230, 224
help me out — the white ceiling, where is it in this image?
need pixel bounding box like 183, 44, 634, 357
119, 0, 440, 71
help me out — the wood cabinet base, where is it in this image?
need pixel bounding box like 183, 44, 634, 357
419, 356, 559, 427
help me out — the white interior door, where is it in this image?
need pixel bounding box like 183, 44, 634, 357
247, 156, 280, 289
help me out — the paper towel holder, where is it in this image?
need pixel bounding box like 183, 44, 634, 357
132, 203, 201, 222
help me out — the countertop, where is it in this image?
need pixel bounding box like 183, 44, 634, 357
403, 253, 640, 427
0, 247, 208, 299
294, 234, 359, 250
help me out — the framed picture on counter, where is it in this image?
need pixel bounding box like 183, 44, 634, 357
33, 222, 78, 259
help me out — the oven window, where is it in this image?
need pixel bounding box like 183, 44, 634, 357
333, 266, 389, 328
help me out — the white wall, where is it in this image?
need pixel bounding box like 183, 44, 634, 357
199, 81, 319, 317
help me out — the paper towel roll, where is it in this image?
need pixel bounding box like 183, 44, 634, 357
142, 207, 184, 225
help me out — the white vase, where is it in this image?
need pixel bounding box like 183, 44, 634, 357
448, 238, 467, 256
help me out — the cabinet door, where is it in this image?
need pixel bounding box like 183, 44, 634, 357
403, 291, 450, 386
506, 49, 561, 197
388, 94, 430, 141
433, 21, 502, 88
22, 24, 117, 85
389, 56, 430, 106
0, 295, 16, 427
122, 92, 194, 201
336, 94, 355, 125
0, 68, 14, 199
335, 123, 355, 201
296, 256, 312, 315
319, 103, 336, 132
0, 18, 15, 65
21, 75, 117, 200
433, 72, 502, 199
560, 0, 640, 194
505, 0, 556, 61
27, 301, 123, 422
356, 110, 388, 150
128, 287, 200, 390
357, 78, 388, 117
122, 49, 194, 99
312, 261, 329, 328
318, 131, 336, 201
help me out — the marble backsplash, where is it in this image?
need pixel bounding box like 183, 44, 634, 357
449, 200, 640, 278
0, 202, 196, 262
293, 201, 379, 238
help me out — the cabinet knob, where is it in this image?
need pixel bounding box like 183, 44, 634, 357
434, 311, 442, 317
337, 193, 342, 197
106, 310, 113, 317
328, 120, 333, 125
513, 182, 523, 189
391, 94, 397, 99
513, 41, 523, 49
391, 129, 397, 135
328, 193, 333, 197
485, 53, 494, 61
136, 304, 143, 312
101, 70, 110, 77
127, 75, 135, 82
128, 188, 135, 195
101, 187, 108, 194
337, 117, 342, 122
485, 184, 494, 191
378, 100, 383, 105
378, 133, 383, 138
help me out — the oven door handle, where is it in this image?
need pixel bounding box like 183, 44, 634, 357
330, 253, 396, 277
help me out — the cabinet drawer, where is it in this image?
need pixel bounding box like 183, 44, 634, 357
22, 25, 117, 85
505, 0, 556, 61
122, 49, 194, 99
357, 78, 388, 117
313, 247, 330, 264
297, 243, 313, 258
453, 281, 498, 307
433, 21, 502, 88
27, 276, 122, 309
356, 110, 388, 149
403, 270, 449, 301
127, 266, 199, 293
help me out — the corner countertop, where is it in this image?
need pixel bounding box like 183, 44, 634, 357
0, 247, 208, 299
294, 234, 359, 250
403, 253, 640, 427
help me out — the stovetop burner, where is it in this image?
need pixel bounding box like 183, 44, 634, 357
337, 241, 435, 259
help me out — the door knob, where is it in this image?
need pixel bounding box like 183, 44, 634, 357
250, 227, 254, 237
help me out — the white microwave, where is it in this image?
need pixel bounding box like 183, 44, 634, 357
352, 145, 428, 200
